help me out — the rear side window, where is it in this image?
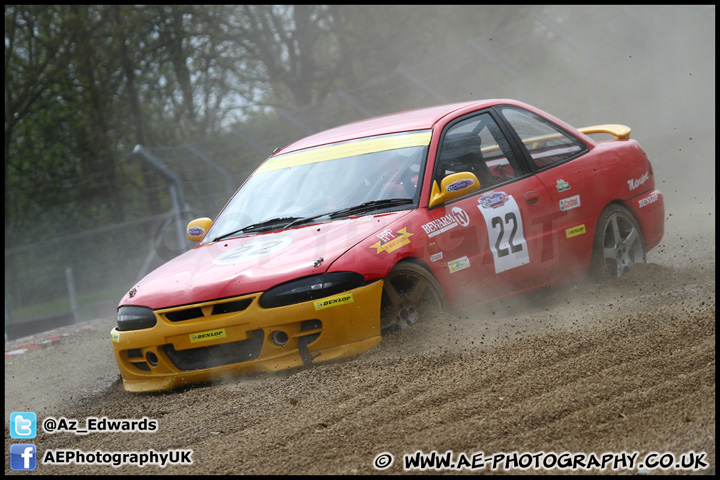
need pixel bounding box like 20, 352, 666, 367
500, 107, 587, 169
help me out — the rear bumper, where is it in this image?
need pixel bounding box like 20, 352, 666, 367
111, 281, 383, 393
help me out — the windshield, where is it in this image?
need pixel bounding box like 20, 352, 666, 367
204, 130, 431, 243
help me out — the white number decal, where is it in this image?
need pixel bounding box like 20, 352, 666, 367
477, 193, 530, 273
214, 236, 293, 265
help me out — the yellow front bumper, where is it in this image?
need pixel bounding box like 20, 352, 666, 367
111, 281, 383, 393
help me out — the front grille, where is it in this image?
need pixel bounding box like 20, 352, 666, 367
165, 307, 204, 322
163, 297, 254, 322
162, 329, 264, 371
212, 298, 253, 315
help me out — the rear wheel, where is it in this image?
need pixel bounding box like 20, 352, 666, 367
591, 204, 645, 280
380, 261, 445, 331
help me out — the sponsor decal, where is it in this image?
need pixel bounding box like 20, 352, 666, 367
376, 229, 396, 243
639, 192, 659, 208
478, 191, 509, 209
257, 130, 432, 174
371, 227, 413, 254
627, 171, 649, 191
190, 328, 227, 343
452, 207, 471, 227
565, 224, 586, 238
446, 178, 474, 192
477, 194, 530, 274
128, 288, 137, 298
187, 226, 205, 237
556, 179, 571, 192
448, 256, 471, 273
421, 206, 470, 238
214, 235, 293, 265
559, 195, 581, 211
430, 252, 443, 262
314, 292, 354, 311
111, 331, 120, 343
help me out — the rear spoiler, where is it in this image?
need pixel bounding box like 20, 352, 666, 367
578, 124, 631, 140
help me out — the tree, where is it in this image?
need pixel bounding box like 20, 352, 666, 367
5, 6, 75, 240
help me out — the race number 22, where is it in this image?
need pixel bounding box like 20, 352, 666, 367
478, 193, 530, 273
492, 212, 522, 257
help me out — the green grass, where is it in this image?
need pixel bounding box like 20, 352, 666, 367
8, 284, 127, 324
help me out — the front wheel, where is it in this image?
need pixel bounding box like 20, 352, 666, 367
591, 204, 646, 280
380, 261, 446, 331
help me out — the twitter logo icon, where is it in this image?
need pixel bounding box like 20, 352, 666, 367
10, 412, 37, 439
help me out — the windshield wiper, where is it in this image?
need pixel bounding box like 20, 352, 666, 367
329, 198, 414, 218
283, 198, 415, 230
213, 199, 414, 241
212, 216, 302, 242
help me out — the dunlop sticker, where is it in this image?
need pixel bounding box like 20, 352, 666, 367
315, 292, 354, 311
565, 224, 586, 238
639, 192, 659, 208
190, 328, 227, 343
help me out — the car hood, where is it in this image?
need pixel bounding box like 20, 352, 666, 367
121, 210, 411, 309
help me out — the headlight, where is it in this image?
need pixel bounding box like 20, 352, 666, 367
117, 305, 157, 331
259, 272, 365, 309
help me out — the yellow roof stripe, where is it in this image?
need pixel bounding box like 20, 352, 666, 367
257, 130, 432, 174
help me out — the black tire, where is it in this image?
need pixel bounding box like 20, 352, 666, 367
590, 204, 646, 280
380, 261, 446, 331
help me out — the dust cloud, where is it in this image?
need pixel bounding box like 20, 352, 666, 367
5, 5, 714, 476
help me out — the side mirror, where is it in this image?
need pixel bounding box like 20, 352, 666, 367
186, 218, 213, 242
428, 172, 480, 208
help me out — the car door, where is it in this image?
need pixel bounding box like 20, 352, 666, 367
495, 105, 593, 279
425, 110, 560, 307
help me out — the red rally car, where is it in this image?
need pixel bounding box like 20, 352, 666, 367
111, 99, 664, 392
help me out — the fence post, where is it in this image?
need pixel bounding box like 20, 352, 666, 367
66, 266, 80, 324
4, 288, 10, 343
133, 145, 190, 249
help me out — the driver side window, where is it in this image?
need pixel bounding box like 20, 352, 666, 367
434, 112, 522, 191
